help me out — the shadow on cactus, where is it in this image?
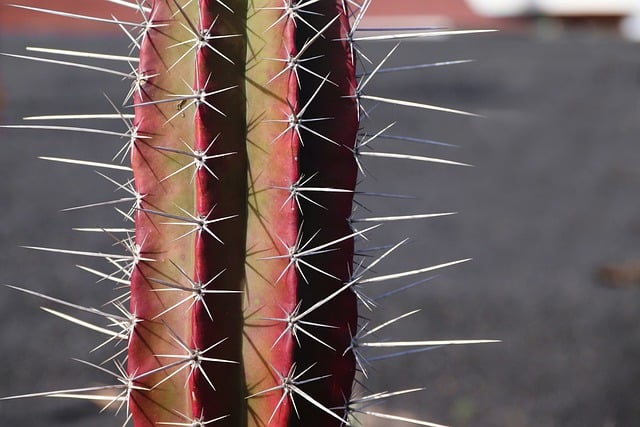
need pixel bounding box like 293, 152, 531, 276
1, 1, 497, 426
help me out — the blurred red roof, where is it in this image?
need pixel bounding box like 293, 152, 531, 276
0, 0, 502, 34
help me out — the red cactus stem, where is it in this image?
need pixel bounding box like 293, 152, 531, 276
128, 1, 358, 426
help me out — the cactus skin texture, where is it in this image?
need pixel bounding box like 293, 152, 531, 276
130, 2, 358, 426
1, 1, 497, 426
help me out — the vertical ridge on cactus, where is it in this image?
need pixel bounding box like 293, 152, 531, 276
1, 1, 498, 426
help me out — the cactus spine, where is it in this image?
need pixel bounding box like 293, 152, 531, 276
2, 1, 496, 426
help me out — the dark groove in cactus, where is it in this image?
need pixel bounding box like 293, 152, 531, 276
292, 3, 359, 425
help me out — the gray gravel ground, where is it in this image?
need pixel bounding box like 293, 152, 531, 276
1, 29, 639, 427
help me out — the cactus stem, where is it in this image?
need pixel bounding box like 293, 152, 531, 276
266, 15, 341, 86
263, 301, 337, 350
140, 206, 237, 243
275, 272, 389, 336
267, 74, 336, 145
247, 363, 347, 425
134, 82, 237, 122
151, 334, 238, 391
211, 0, 234, 14
272, 172, 353, 212
261, 224, 378, 285
147, 266, 241, 321
262, 0, 325, 32
155, 137, 236, 181
167, 16, 240, 68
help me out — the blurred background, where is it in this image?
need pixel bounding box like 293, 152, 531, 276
1, 1, 640, 426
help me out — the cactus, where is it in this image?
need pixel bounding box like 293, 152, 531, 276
1, 1, 496, 426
